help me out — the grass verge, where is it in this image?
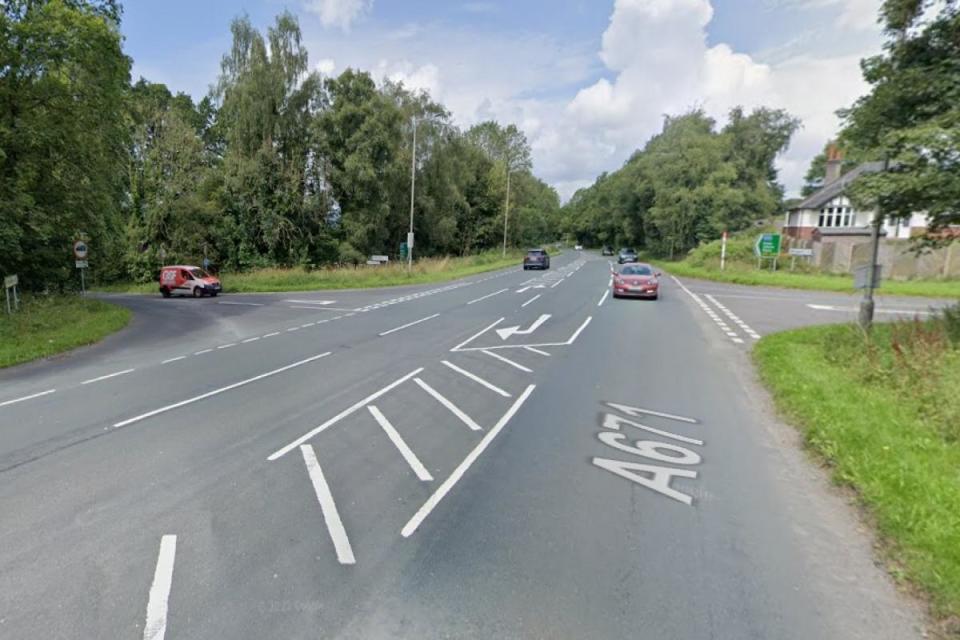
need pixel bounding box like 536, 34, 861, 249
0, 296, 131, 368
95, 252, 527, 294
662, 260, 960, 299
754, 320, 960, 627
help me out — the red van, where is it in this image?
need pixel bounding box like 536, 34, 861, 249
159, 265, 222, 298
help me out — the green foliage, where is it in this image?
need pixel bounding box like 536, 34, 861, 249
755, 322, 960, 619
939, 303, 960, 347
560, 107, 798, 257
840, 1, 960, 235
3, 6, 560, 289
0, 0, 131, 290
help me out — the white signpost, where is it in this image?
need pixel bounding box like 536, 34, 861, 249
788, 246, 813, 271
4, 274, 19, 314
73, 240, 89, 295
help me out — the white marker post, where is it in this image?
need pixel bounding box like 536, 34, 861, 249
720, 231, 727, 271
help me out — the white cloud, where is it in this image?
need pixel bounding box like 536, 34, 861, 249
304, 0, 373, 31
378, 60, 442, 97
315, 58, 336, 75
784, 0, 882, 31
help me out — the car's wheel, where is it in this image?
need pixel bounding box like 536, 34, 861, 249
192, 287, 203, 298
210, 291, 219, 297
160, 288, 171, 298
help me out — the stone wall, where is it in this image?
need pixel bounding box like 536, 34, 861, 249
822, 239, 960, 280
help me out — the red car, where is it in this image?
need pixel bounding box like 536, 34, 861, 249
159, 265, 222, 298
612, 262, 660, 300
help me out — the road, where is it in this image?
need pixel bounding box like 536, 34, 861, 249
0, 252, 935, 639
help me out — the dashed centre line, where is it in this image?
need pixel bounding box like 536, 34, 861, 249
81, 369, 135, 385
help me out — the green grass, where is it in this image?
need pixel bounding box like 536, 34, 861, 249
95, 252, 528, 294
754, 321, 960, 623
0, 296, 131, 368
660, 260, 960, 298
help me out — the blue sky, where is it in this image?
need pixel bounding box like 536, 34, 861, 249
121, 0, 884, 199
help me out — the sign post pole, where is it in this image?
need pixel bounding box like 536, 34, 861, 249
720, 231, 727, 271
73, 240, 89, 296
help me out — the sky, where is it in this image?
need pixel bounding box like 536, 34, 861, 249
121, 0, 885, 201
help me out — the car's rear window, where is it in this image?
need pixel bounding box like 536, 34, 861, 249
621, 265, 652, 275
527, 250, 545, 256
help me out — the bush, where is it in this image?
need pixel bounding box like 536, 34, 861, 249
939, 303, 960, 347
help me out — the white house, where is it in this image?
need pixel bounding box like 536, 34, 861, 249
783, 156, 929, 241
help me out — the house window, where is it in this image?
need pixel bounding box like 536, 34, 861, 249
818, 205, 855, 228
819, 209, 826, 227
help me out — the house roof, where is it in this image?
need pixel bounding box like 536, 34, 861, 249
790, 161, 887, 210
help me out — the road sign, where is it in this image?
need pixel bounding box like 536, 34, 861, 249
370, 255, 389, 263
75, 260, 88, 269
407, 232, 415, 249
400, 242, 408, 260
3, 274, 19, 314
788, 247, 813, 257
754, 234, 781, 257
73, 240, 88, 259
4, 275, 17, 288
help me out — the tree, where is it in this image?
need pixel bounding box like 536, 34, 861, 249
0, 0, 131, 288
839, 1, 960, 236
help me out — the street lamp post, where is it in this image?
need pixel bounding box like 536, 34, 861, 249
408, 117, 417, 270
858, 157, 889, 332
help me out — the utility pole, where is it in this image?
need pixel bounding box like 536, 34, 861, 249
408, 117, 417, 270
502, 165, 511, 257
858, 157, 889, 332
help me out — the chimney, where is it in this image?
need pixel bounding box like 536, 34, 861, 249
825, 142, 843, 184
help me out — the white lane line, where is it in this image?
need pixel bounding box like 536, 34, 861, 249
566, 316, 593, 344
287, 327, 299, 332
300, 445, 356, 565
81, 368, 135, 385
285, 300, 336, 305
706, 294, 762, 340
450, 317, 505, 352
441, 360, 511, 398
263, 332, 280, 338
414, 378, 483, 431
217, 301, 263, 307
379, 313, 440, 337
807, 303, 932, 316
161, 356, 186, 364
597, 289, 610, 306
367, 405, 433, 482
301, 323, 315, 328
241, 337, 260, 344
114, 352, 331, 429
671, 276, 746, 345
521, 294, 541, 308
467, 288, 508, 305
194, 349, 213, 355
143, 534, 177, 640
482, 350, 532, 373
402, 384, 536, 537
0, 388, 56, 408
524, 346, 551, 356
217, 343, 236, 350
269, 367, 425, 460
550, 279, 564, 288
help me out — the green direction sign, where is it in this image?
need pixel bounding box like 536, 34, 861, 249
754, 233, 781, 258
399, 242, 408, 260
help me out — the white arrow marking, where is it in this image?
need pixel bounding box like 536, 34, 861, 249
496, 314, 551, 340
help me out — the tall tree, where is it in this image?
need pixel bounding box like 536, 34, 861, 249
840, 0, 960, 237
0, 0, 131, 288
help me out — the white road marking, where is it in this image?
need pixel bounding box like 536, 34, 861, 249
269, 367, 424, 460
605, 402, 699, 424
300, 445, 356, 565
263, 332, 280, 338
217, 343, 236, 350
81, 368, 135, 385
367, 405, 433, 481
379, 313, 440, 336
671, 276, 747, 345
467, 288, 508, 305
402, 384, 536, 537
194, 349, 213, 355
597, 289, 610, 306
143, 535, 177, 640
450, 317, 505, 352
705, 294, 762, 340
496, 314, 551, 340
217, 301, 263, 306
241, 337, 260, 344
286, 327, 299, 332
114, 352, 331, 429
550, 279, 564, 288
566, 316, 592, 344
414, 378, 483, 431
0, 388, 56, 408
521, 294, 541, 308
285, 299, 336, 305
524, 346, 551, 356
482, 350, 532, 373
441, 360, 511, 397
806, 303, 932, 316
301, 322, 315, 328
161, 356, 186, 364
